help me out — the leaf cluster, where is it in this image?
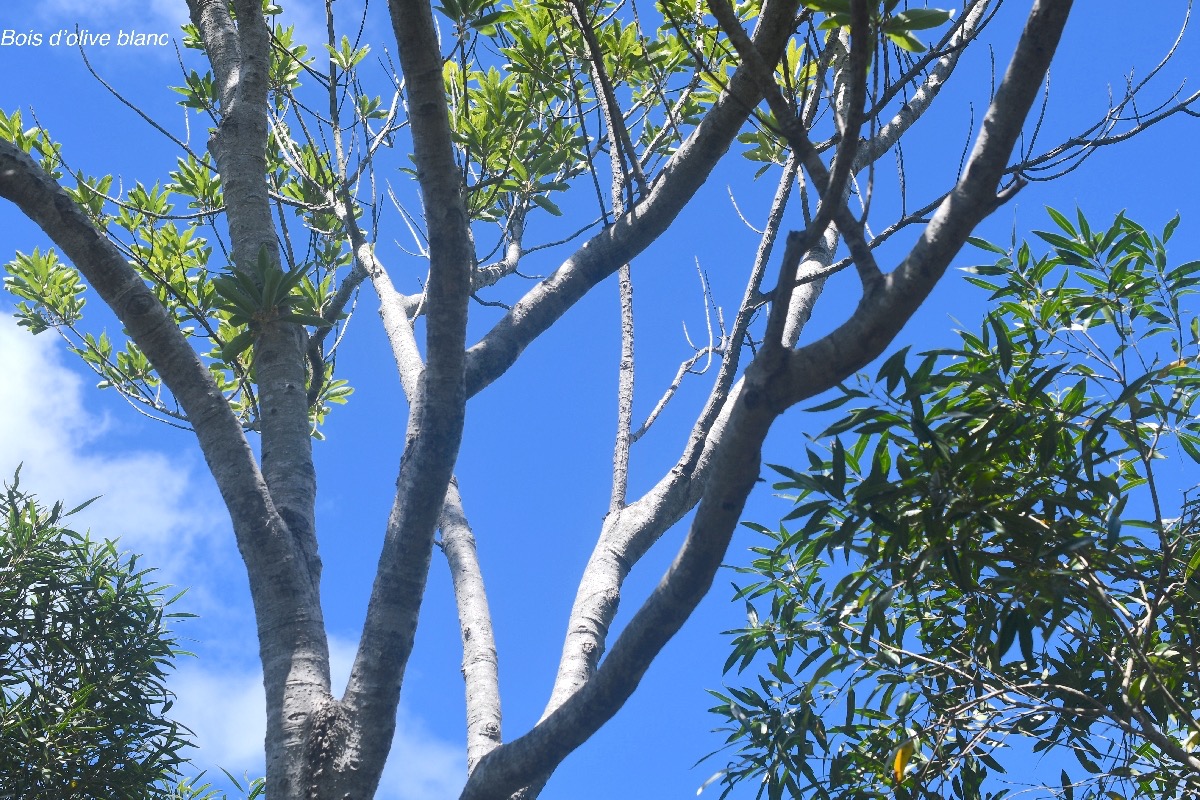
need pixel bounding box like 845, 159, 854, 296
212, 246, 329, 362
805, 1, 955, 53
707, 210, 1200, 800
0, 472, 195, 799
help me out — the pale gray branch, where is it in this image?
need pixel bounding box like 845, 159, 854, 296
187, 3, 330, 796
337, 1, 474, 796
462, 0, 804, 399
780, 0, 1075, 409
441, 480, 503, 773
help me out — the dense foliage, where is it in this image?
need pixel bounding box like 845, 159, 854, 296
0, 473, 193, 798
710, 211, 1200, 799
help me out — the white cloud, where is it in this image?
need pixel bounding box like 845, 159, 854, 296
378, 711, 466, 800
0, 316, 227, 579
334, 637, 468, 800
171, 660, 268, 774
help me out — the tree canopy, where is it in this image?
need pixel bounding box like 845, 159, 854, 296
711, 209, 1200, 800
0, 472, 192, 798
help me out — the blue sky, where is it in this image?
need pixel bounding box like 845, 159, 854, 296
1, 1, 1198, 798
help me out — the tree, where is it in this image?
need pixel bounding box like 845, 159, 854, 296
0, 471, 193, 798
710, 209, 1200, 799
0, 1, 1195, 797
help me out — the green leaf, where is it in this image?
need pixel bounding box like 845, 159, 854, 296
996, 608, 1021, 661
885, 31, 927, 53
1163, 213, 1181, 242
989, 314, 1012, 373
1018, 614, 1035, 667
967, 236, 1009, 255
531, 194, 563, 216
221, 329, 256, 362
876, 347, 911, 393
279, 313, 332, 328
471, 9, 518, 31
212, 276, 260, 317
802, 0, 852, 14
884, 9, 954, 33
1045, 206, 1077, 237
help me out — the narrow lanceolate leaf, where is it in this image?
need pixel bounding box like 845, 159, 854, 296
221, 329, 257, 362
724, 206, 1200, 800
884, 9, 954, 33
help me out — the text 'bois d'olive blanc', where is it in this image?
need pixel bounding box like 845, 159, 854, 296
1, 29, 171, 47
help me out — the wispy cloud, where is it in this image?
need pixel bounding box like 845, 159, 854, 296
0, 316, 226, 580
171, 659, 267, 775
378, 710, 467, 800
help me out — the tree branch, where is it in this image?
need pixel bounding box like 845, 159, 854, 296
462, 0, 804, 399
462, 380, 776, 800
184, 3, 333, 796
780, 0, 1075, 408
331, 156, 502, 786
336, 0, 473, 795
441, 480, 503, 773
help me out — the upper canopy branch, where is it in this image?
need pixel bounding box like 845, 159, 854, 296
462, 0, 805, 399
708, 0, 882, 297
779, 0, 1074, 412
